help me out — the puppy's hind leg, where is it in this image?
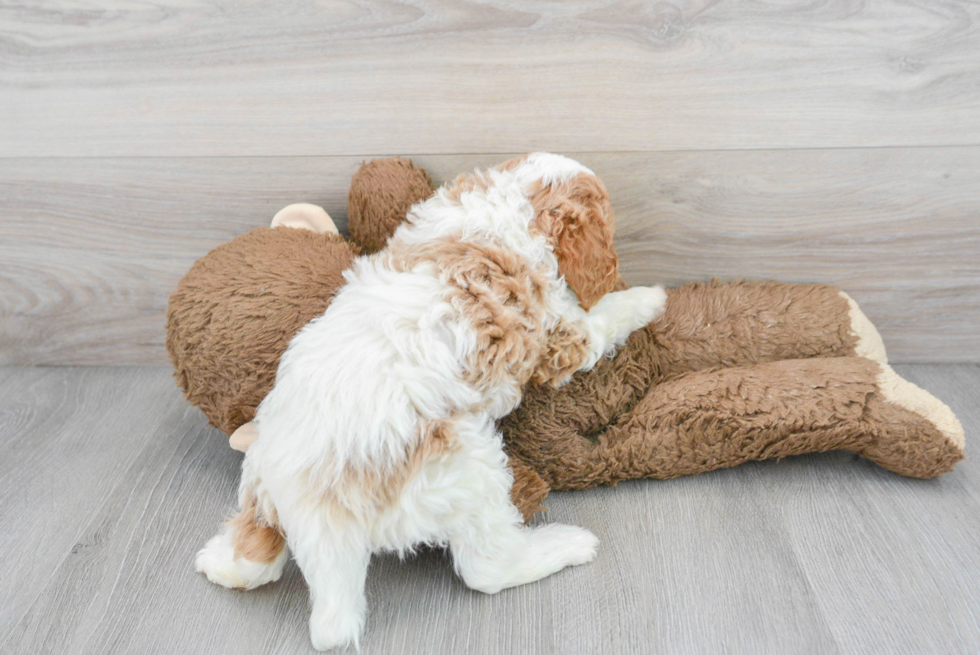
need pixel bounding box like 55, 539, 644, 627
446, 418, 599, 594
195, 490, 288, 590
285, 514, 371, 652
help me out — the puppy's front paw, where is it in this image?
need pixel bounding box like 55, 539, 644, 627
621, 285, 667, 329
595, 285, 667, 347
582, 285, 669, 368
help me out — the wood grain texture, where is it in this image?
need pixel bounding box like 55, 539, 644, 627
759, 363, 980, 654
2, 1, 980, 157
0, 367, 185, 640
1, 365, 978, 653
2, 148, 978, 365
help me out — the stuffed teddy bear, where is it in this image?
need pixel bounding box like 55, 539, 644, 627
167, 157, 965, 521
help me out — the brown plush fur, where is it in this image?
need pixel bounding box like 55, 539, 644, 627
500, 279, 963, 517
503, 279, 866, 448
166, 227, 359, 434
348, 157, 433, 254
166, 158, 965, 525
504, 357, 962, 494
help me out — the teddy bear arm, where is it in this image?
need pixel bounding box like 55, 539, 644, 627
651, 280, 887, 383
526, 356, 962, 491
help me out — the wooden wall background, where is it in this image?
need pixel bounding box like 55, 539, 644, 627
1, 0, 979, 365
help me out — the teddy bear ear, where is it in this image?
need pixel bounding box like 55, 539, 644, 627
270, 203, 338, 234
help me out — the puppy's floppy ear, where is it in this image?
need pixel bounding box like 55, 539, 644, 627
533, 174, 619, 310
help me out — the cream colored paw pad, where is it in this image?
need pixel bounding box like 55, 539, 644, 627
840, 291, 887, 364
877, 364, 965, 450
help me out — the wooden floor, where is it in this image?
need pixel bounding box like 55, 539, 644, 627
0, 364, 977, 654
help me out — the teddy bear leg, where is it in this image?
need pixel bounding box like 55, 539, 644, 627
858, 364, 965, 478
523, 357, 962, 491
547, 357, 884, 489
654, 281, 886, 381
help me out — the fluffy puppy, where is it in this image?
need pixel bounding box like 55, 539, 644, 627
195, 153, 667, 650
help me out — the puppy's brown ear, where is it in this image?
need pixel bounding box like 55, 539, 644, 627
533, 174, 619, 310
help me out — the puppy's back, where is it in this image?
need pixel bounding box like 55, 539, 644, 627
253, 254, 480, 479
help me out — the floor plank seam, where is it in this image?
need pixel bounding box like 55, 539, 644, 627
4, 142, 980, 162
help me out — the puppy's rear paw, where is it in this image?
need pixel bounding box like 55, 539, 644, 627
531, 523, 599, 567
195, 530, 287, 591
310, 602, 366, 652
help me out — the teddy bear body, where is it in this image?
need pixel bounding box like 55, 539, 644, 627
167, 158, 964, 521
168, 227, 358, 434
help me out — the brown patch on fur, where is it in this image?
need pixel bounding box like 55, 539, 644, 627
442, 155, 528, 204
382, 237, 585, 395
348, 157, 434, 253
311, 418, 462, 520
530, 318, 591, 387
411, 419, 460, 469
230, 494, 285, 563
441, 169, 495, 203
530, 173, 618, 310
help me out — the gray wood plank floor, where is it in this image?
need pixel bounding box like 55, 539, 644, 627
0, 365, 976, 654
